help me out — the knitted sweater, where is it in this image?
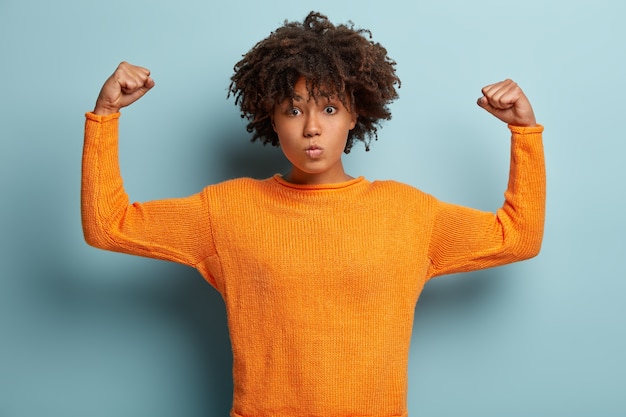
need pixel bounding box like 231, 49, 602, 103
81, 112, 545, 417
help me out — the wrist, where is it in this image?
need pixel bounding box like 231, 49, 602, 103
93, 104, 120, 116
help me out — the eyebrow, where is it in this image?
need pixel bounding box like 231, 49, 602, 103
291, 94, 338, 103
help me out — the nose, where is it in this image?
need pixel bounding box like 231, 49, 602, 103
303, 113, 321, 137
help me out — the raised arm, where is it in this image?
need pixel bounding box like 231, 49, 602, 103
427, 80, 545, 278
81, 63, 214, 268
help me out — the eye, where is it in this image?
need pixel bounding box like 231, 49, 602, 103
288, 107, 301, 116
323, 106, 337, 115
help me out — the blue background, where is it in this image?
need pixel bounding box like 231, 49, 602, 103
1, 0, 624, 415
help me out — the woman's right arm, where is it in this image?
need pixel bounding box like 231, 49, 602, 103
81, 63, 215, 268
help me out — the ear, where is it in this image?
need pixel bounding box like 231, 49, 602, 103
350, 112, 358, 130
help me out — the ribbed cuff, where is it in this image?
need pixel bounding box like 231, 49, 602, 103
85, 112, 121, 122
508, 124, 544, 135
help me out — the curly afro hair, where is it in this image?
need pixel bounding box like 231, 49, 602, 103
228, 11, 400, 153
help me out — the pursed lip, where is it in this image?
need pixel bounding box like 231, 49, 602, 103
305, 145, 323, 158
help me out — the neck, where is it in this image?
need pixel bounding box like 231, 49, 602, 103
284, 168, 354, 185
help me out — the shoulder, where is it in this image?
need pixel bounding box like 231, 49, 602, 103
370, 179, 433, 199
200, 177, 278, 207
363, 179, 438, 211
205, 177, 267, 192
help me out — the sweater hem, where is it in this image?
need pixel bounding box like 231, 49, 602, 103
230, 411, 408, 417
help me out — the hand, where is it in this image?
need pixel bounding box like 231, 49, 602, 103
477, 79, 536, 127
93, 62, 155, 115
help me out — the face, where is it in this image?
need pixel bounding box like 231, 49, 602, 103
272, 78, 358, 185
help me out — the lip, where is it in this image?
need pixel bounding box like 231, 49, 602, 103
305, 146, 323, 158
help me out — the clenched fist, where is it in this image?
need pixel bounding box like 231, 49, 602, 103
477, 79, 536, 127
94, 62, 155, 115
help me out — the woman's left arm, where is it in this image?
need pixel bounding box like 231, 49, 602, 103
427, 80, 546, 278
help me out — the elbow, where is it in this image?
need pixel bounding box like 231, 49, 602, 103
81, 194, 127, 252
83, 230, 104, 249
511, 230, 544, 261
81, 214, 116, 251
500, 211, 545, 261
520, 240, 543, 260
82, 224, 108, 250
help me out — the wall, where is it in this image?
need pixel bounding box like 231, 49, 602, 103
1, 0, 624, 415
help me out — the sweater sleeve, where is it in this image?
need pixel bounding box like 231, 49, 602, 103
426, 124, 546, 279
81, 112, 216, 268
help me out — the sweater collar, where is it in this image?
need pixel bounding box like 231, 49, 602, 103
271, 174, 367, 191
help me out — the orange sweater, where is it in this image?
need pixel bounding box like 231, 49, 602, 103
82, 112, 545, 417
